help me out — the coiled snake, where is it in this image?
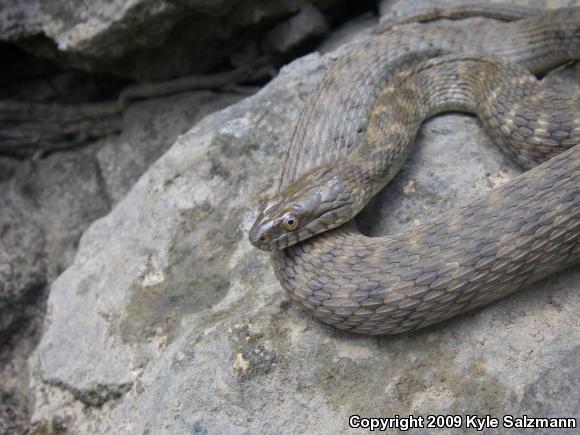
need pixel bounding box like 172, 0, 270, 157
249, 5, 580, 335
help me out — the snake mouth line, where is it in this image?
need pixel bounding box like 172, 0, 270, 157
314, 203, 351, 230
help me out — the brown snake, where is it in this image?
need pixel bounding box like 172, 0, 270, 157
249, 5, 580, 335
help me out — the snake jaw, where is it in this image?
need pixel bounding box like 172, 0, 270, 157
249, 201, 311, 251
248, 212, 274, 250
249, 166, 355, 251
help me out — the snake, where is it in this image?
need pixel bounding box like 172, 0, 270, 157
248, 5, 580, 335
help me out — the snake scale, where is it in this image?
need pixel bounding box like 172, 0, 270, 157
249, 5, 580, 335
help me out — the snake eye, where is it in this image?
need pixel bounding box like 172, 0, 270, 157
282, 214, 299, 231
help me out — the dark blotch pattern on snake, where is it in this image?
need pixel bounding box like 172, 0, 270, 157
249, 6, 580, 335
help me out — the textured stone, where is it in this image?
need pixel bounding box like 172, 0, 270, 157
0, 149, 110, 435
0, 89, 244, 335
0, 84, 247, 435
263, 4, 329, 54
0, 0, 343, 80
97, 89, 246, 203
29, 2, 580, 433
0, 192, 46, 338
317, 12, 377, 54
0, 148, 112, 340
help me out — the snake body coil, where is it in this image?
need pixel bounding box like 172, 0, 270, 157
249, 6, 580, 335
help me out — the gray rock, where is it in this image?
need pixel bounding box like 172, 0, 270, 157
0, 0, 343, 80
0, 87, 249, 330
0, 0, 44, 40
97, 89, 246, 204
0, 301, 44, 435
1, 87, 249, 323
318, 12, 377, 54
0, 190, 46, 337
0, 157, 20, 182
30, 3, 580, 433
0, 148, 111, 338
263, 4, 329, 54
0, 149, 110, 434
0, 85, 246, 435
32, 151, 112, 279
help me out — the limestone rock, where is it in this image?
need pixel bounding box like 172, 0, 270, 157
0, 88, 246, 333
263, 4, 329, 55
0, 86, 245, 434
97, 89, 245, 204
0, 149, 111, 339
0, 0, 343, 80
0, 194, 46, 338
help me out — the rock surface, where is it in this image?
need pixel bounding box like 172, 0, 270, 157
30, 2, 580, 434
0, 86, 246, 433
0, 0, 344, 80
96, 89, 246, 203
0, 86, 244, 334
263, 4, 329, 55
0, 149, 110, 435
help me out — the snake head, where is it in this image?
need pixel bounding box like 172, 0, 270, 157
249, 165, 353, 251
